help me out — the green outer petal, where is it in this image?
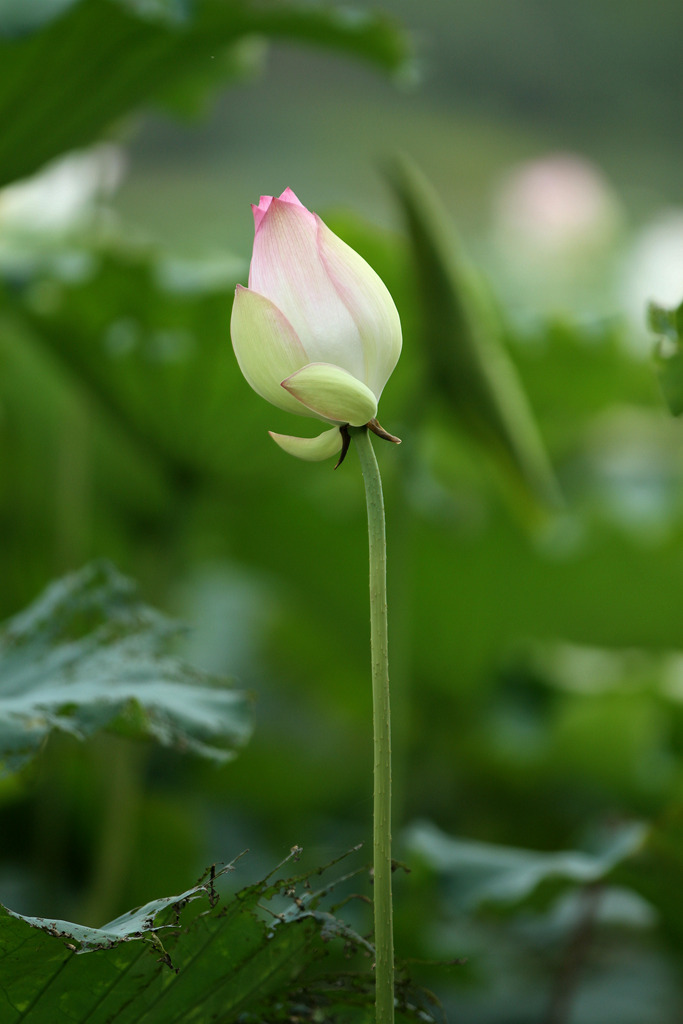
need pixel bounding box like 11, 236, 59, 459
282, 362, 378, 426
268, 427, 343, 461
230, 285, 316, 418
317, 219, 402, 398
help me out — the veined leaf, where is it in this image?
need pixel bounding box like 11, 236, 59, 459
0, 560, 252, 775
0, 0, 410, 188
0, 848, 437, 1024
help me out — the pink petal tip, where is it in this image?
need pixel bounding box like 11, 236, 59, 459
252, 195, 274, 232
277, 187, 304, 207
252, 188, 315, 233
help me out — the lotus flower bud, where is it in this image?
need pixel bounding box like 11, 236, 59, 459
231, 188, 402, 461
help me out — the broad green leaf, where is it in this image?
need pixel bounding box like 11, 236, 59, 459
388, 155, 561, 515
0, 849, 436, 1023
406, 819, 648, 914
650, 298, 683, 416
0, 0, 409, 188
0, 560, 252, 775
0, 244, 241, 479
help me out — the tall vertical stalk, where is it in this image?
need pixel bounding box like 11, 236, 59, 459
350, 425, 394, 1024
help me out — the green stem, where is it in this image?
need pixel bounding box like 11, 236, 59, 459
350, 426, 394, 1024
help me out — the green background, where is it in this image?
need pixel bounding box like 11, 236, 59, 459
2, 1, 683, 1020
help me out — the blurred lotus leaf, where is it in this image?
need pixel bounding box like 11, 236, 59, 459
406, 819, 647, 914
0, 243, 244, 480
0, 560, 252, 775
0, 0, 410, 189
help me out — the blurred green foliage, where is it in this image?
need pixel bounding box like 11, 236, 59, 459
2, 0, 683, 1021
651, 298, 683, 417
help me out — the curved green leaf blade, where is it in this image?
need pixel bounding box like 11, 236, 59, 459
388, 155, 561, 514
0, 0, 410, 188
0, 560, 252, 775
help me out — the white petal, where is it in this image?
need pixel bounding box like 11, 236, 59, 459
248, 199, 365, 380
281, 362, 377, 426
317, 219, 402, 398
268, 427, 343, 461
230, 285, 317, 417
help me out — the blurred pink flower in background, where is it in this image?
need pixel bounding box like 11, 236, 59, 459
493, 152, 621, 255
489, 152, 622, 317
